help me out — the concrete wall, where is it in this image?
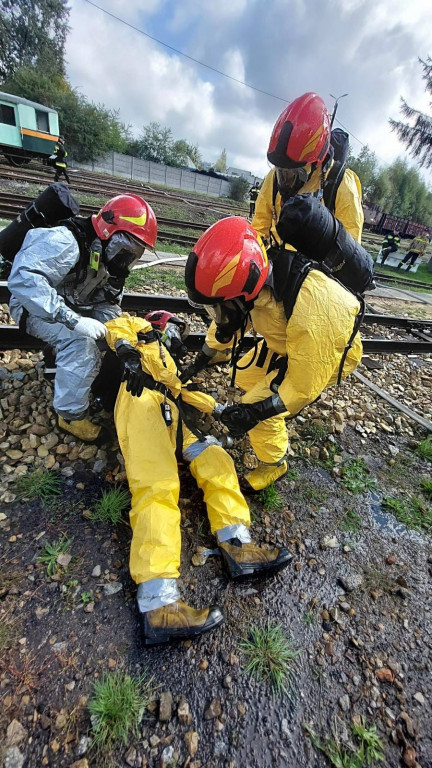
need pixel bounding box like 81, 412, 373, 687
69, 152, 232, 198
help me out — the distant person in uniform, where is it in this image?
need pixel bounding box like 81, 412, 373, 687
397, 233, 429, 271
53, 137, 70, 184
248, 182, 260, 218
380, 231, 400, 265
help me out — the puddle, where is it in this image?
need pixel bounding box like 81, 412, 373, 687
369, 491, 409, 535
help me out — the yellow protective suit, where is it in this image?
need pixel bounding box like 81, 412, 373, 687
104, 314, 250, 585
204, 270, 363, 464
252, 166, 364, 245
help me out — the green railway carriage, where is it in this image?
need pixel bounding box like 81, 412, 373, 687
0, 92, 59, 166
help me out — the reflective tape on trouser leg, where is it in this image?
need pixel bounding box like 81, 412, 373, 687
137, 578, 180, 613
114, 387, 182, 584
216, 523, 251, 543
26, 314, 101, 420
187, 440, 250, 534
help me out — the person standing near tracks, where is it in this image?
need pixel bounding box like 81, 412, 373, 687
251, 92, 364, 247
8, 194, 157, 443
52, 137, 70, 184
248, 181, 260, 218
397, 233, 429, 272
103, 311, 291, 645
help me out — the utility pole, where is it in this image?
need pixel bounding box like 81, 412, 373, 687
330, 93, 348, 128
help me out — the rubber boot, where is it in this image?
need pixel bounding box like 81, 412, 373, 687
219, 538, 292, 580
140, 600, 224, 645
241, 460, 287, 493
58, 416, 108, 444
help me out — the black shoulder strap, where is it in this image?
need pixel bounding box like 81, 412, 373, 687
323, 128, 350, 214
61, 216, 91, 266
271, 249, 312, 323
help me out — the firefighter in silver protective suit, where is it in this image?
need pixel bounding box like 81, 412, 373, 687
8, 194, 157, 443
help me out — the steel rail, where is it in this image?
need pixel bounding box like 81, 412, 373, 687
1, 283, 432, 332
0, 191, 210, 233
1, 324, 431, 354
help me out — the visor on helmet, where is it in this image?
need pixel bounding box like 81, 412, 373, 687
275, 166, 310, 198
104, 232, 145, 277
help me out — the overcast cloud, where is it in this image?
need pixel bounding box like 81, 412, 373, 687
65, 0, 432, 182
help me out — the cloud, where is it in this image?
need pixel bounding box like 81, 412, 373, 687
66, 0, 432, 181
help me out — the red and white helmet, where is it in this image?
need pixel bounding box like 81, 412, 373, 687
267, 93, 331, 168
185, 217, 269, 304
144, 310, 189, 340
92, 194, 157, 248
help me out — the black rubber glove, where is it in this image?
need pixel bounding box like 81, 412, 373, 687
115, 342, 147, 397
180, 349, 214, 384
219, 395, 286, 438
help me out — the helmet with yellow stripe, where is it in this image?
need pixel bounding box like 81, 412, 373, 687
92, 194, 157, 248
267, 92, 331, 168
185, 217, 269, 304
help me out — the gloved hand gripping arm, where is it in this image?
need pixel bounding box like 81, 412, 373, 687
180, 344, 217, 383
115, 340, 147, 397
217, 394, 286, 438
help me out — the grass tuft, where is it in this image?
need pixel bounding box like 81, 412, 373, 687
382, 495, 432, 532
37, 535, 73, 577
340, 509, 362, 534
88, 671, 153, 751
420, 478, 432, 500
240, 623, 299, 695
416, 437, 432, 462
341, 459, 376, 495
259, 483, 283, 512
91, 487, 130, 525
306, 715, 385, 767
15, 469, 61, 504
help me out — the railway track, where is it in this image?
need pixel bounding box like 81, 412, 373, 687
0, 285, 431, 353
0, 161, 247, 217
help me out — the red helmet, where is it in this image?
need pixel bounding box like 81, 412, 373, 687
185, 217, 269, 304
92, 194, 157, 248
144, 310, 189, 340
267, 93, 331, 168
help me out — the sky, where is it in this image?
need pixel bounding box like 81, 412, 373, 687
65, 0, 432, 183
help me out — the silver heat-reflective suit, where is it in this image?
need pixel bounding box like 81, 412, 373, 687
8, 226, 121, 420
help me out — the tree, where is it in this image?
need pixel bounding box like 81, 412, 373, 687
390, 56, 432, 169
347, 146, 378, 200
230, 176, 249, 202
132, 122, 174, 164
0, 0, 70, 81
214, 149, 227, 173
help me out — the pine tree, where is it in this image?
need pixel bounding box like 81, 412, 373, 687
390, 57, 432, 169
214, 149, 227, 173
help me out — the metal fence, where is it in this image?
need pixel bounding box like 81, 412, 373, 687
69, 152, 232, 197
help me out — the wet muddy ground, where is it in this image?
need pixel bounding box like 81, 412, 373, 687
1, 380, 432, 768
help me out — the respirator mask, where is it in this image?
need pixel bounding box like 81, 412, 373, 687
202, 298, 252, 344
275, 165, 310, 201
104, 232, 145, 279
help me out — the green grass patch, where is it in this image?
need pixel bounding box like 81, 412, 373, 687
240, 623, 299, 695
340, 509, 362, 533
259, 483, 283, 512
302, 481, 329, 505
303, 610, 316, 627
37, 535, 73, 577
91, 487, 130, 525
126, 265, 186, 291
15, 469, 62, 504
0, 618, 18, 651
88, 671, 153, 752
382, 495, 432, 532
341, 459, 376, 494
306, 715, 385, 767
420, 478, 432, 500
285, 468, 300, 482
416, 437, 432, 462
81, 590, 94, 604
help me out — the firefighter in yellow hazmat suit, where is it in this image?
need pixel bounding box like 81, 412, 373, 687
252, 93, 364, 245
184, 215, 363, 493
104, 312, 292, 645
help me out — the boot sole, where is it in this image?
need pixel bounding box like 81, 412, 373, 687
221, 551, 293, 581
142, 613, 224, 646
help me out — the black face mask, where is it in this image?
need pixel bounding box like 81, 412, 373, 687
104, 232, 145, 278
205, 299, 252, 343
275, 167, 309, 201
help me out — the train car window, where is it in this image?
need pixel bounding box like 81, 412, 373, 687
36, 110, 49, 132
0, 104, 16, 126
